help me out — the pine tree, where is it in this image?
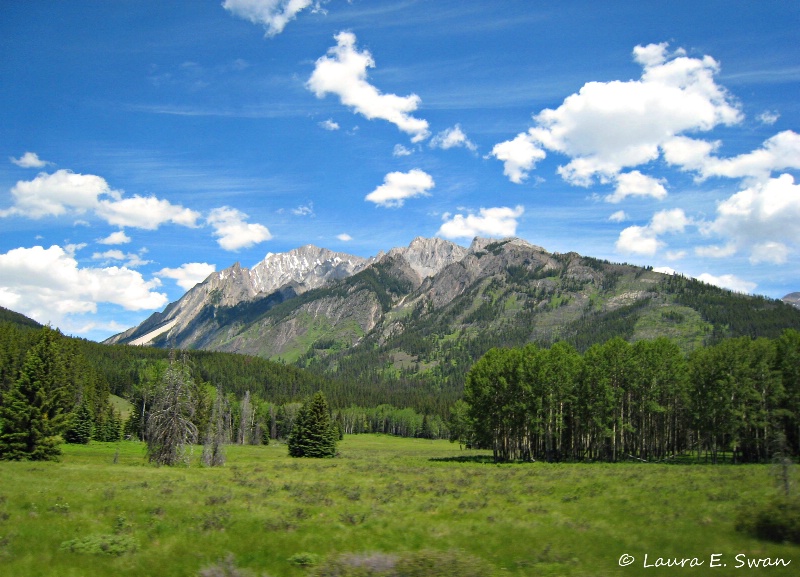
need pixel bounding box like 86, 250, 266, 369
288, 391, 337, 458
65, 401, 94, 444
0, 327, 70, 461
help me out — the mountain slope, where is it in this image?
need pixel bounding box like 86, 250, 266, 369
105, 245, 368, 349
108, 237, 800, 400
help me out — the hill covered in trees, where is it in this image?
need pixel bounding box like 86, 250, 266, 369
105, 237, 800, 412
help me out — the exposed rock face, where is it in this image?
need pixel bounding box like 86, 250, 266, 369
250, 245, 368, 294
784, 293, 800, 309
387, 237, 469, 283
104, 245, 367, 347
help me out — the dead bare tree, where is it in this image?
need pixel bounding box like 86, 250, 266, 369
202, 387, 229, 467
145, 354, 198, 466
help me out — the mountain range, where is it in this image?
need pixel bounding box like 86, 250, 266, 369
105, 236, 800, 396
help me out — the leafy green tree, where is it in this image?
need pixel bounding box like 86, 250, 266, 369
288, 391, 337, 458
0, 327, 70, 460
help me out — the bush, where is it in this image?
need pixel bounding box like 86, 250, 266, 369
59, 533, 138, 556
736, 497, 800, 544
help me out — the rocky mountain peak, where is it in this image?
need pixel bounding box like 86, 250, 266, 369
388, 236, 469, 280
783, 292, 800, 309
250, 245, 367, 295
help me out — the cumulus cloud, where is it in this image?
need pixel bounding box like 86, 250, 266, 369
615, 208, 691, 256
697, 272, 756, 294
365, 169, 434, 208
430, 124, 477, 151
749, 241, 789, 265
222, 0, 317, 37
207, 206, 272, 251
492, 42, 741, 188
605, 171, 668, 203
489, 132, 546, 184
10, 151, 50, 168
307, 31, 430, 142
704, 173, 800, 261
437, 205, 524, 239
337, 233, 353, 241
0, 245, 167, 326
664, 130, 800, 182
157, 262, 216, 290
319, 118, 340, 131
96, 195, 201, 230
98, 230, 132, 245
1, 169, 117, 219
1, 169, 201, 229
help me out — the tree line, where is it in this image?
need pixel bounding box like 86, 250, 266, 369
456, 330, 800, 463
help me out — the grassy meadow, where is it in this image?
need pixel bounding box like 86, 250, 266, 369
0, 435, 798, 576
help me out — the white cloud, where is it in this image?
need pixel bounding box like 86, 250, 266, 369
291, 202, 315, 216
615, 208, 690, 256
609, 210, 628, 223
10, 151, 50, 168
157, 262, 216, 290
707, 173, 800, 259
654, 266, 678, 275
1, 169, 201, 230
98, 230, 131, 245
437, 205, 524, 239
222, 0, 316, 37
207, 206, 272, 251
96, 195, 201, 230
430, 124, 477, 151
667, 130, 800, 182
758, 111, 780, 125
0, 245, 167, 326
605, 171, 668, 203
1, 169, 117, 219
336, 233, 353, 242
493, 42, 741, 186
749, 241, 789, 265
319, 118, 340, 130
307, 31, 430, 142
697, 273, 756, 294
91, 249, 151, 268
489, 132, 546, 184
393, 144, 413, 157
694, 243, 737, 258
365, 169, 434, 208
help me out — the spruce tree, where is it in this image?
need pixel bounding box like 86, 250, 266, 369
288, 391, 337, 458
0, 327, 69, 461
65, 401, 94, 444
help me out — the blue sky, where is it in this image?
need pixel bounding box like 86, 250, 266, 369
1, 0, 799, 341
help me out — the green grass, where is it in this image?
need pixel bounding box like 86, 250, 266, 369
0, 435, 798, 576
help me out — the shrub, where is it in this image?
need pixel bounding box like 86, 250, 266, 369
59, 534, 138, 556
736, 497, 800, 544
